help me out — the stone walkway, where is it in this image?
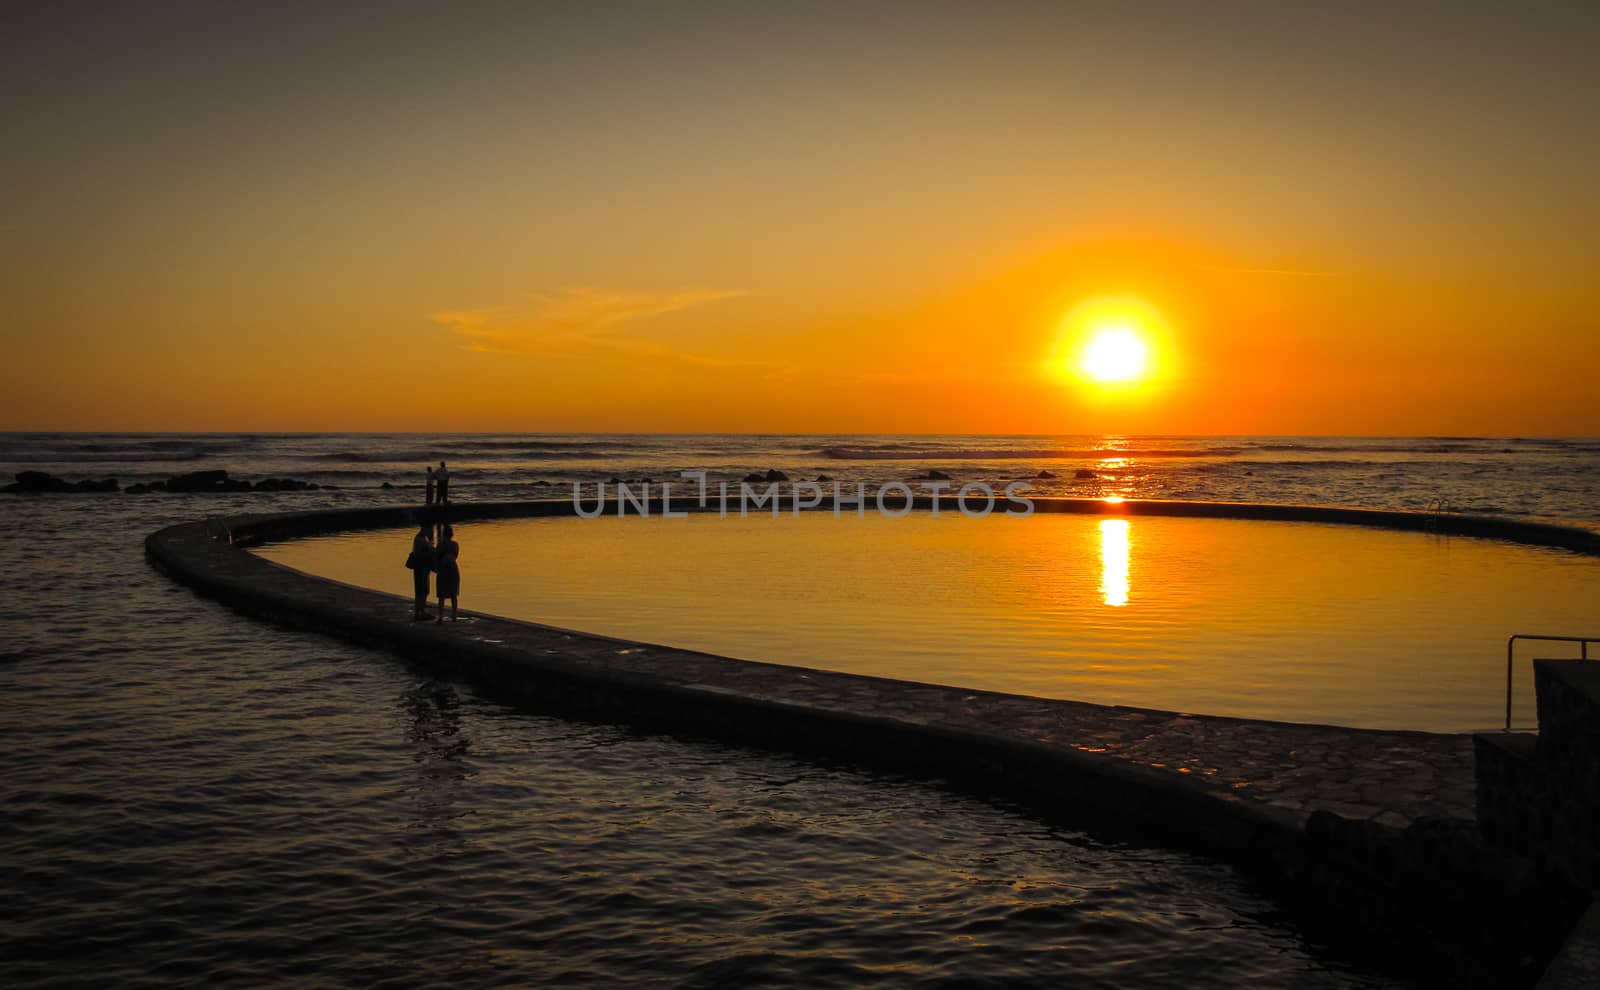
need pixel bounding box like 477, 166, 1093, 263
148, 509, 1478, 841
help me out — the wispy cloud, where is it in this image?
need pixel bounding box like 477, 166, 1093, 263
840, 362, 1037, 388
1207, 266, 1344, 278
432, 287, 747, 360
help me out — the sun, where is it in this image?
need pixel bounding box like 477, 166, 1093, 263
1082, 325, 1149, 382
1048, 295, 1170, 389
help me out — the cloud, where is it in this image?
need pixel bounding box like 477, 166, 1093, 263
1207, 266, 1344, 278
431, 287, 746, 359
840, 362, 1036, 387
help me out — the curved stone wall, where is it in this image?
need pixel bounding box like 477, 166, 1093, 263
145, 496, 1595, 986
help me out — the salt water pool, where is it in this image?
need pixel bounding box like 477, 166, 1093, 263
256, 511, 1600, 732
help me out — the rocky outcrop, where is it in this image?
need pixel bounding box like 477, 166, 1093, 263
3, 471, 119, 493
122, 471, 326, 495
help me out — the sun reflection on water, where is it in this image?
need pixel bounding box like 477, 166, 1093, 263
1099, 518, 1131, 607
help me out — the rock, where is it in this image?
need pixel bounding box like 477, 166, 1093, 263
1037, 470, 1057, 479
816, 475, 833, 482
381, 481, 394, 489
150, 470, 319, 493
1074, 469, 1095, 479
164, 470, 233, 492
764, 469, 788, 482
13, 471, 65, 492
4, 471, 119, 494
924, 469, 952, 480
253, 478, 319, 492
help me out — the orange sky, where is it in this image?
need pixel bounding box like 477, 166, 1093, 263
4, 4, 1597, 435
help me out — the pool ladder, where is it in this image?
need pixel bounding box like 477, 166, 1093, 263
1504, 634, 1600, 730
1424, 497, 1454, 533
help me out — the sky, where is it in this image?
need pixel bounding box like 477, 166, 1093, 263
3, 1, 1597, 435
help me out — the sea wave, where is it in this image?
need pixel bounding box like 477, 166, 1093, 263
310, 447, 643, 463
0, 449, 212, 464
821, 446, 1246, 460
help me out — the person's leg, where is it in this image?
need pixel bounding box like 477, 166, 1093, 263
450, 596, 458, 621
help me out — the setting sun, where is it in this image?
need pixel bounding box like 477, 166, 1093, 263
1082, 326, 1150, 382
1049, 295, 1173, 393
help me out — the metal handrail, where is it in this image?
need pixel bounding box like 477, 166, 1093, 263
1504, 634, 1598, 730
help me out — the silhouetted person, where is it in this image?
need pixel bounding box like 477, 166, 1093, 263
436, 461, 451, 504
435, 524, 460, 623
425, 466, 436, 506
409, 522, 434, 620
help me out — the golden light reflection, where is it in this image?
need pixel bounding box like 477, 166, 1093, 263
1099, 518, 1131, 607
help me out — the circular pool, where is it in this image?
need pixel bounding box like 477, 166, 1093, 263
256, 510, 1600, 732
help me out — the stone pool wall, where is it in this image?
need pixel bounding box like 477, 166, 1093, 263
1475, 660, 1600, 988
148, 497, 1600, 987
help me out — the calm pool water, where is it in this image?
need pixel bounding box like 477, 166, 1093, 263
259, 511, 1600, 732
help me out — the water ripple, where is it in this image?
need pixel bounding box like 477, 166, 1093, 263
0, 496, 1410, 988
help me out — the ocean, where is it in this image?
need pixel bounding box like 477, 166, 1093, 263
4, 432, 1599, 521
8, 431, 1595, 987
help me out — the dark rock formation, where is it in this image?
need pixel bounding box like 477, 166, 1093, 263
1036, 470, 1057, 479
923, 469, 953, 480
253, 477, 320, 492
1074, 469, 1096, 479
742, 470, 789, 483
126, 472, 322, 494
3, 471, 119, 494
164, 470, 248, 493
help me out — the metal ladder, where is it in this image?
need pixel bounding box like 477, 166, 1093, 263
1504, 634, 1600, 730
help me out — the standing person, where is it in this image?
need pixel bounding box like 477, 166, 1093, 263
436, 461, 451, 505
408, 522, 434, 620
425, 466, 435, 506
434, 524, 461, 623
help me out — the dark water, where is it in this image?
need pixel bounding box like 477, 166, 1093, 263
5, 432, 1599, 522
0, 476, 1413, 985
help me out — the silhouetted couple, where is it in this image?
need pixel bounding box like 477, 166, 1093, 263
425, 461, 451, 506
409, 521, 461, 623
